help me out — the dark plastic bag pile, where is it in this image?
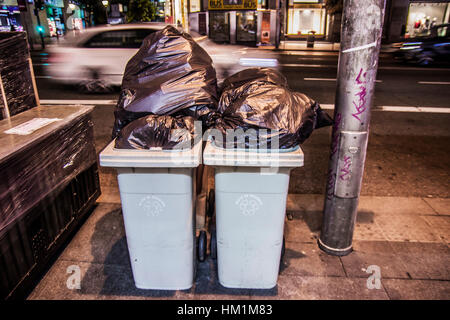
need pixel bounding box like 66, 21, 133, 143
112, 26, 218, 140
115, 114, 195, 150
207, 68, 333, 149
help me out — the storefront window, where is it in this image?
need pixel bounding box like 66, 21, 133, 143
209, 12, 230, 42
47, 17, 57, 37
165, 0, 173, 23
0, 5, 23, 32
257, 0, 267, 10
287, 7, 325, 35
236, 11, 257, 42
406, 2, 450, 38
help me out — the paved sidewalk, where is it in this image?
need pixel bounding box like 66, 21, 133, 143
27, 175, 450, 300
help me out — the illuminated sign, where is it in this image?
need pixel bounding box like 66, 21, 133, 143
190, 0, 200, 12
208, 0, 257, 10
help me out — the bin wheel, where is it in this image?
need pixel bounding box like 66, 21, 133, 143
198, 231, 207, 262
207, 189, 215, 218
210, 230, 217, 260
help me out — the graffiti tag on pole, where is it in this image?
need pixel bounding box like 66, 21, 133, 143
339, 155, 352, 181
352, 68, 368, 122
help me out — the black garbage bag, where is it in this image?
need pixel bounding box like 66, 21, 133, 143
220, 67, 289, 91
115, 115, 195, 150
208, 68, 333, 149
112, 25, 218, 138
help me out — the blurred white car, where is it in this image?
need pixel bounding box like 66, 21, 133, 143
47, 23, 168, 91
46, 23, 278, 92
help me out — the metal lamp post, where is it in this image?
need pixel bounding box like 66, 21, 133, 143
319, 0, 386, 256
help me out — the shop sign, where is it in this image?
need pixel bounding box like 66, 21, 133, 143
208, 0, 257, 10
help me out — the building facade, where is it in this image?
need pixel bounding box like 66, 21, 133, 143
191, 0, 331, 46
383, 0, 450, 42
0, 0, 24, 32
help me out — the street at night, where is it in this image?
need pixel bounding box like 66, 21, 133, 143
1, 0, 449, 308
19, 45, 449, 302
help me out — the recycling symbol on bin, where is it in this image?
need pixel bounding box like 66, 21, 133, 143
236, 194, 263, 216
138, 195, 166, 217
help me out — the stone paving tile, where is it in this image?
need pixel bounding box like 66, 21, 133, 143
280, 242, 345, 278
26, 274, 49, 300
97, 188, 121, 204
389, 242, 450, 281
374, 213, 442, 242
422, 198, 450, 216
59, 203, 128, 266
353, 210, 387, 241
382, 279, 450, 300
249, 275, 389, 300
27, 260, 120, 300
28, 259, 187, 300
285, 194, 325, 243
358, 196, 436, 216
421, 215, 450, 243
284, 211, 321, 243
286, 194, 324, 212
340, 241, 409, 279
286, 195, 442, 243
97, 168, 120, 204
191, 259, 252, 300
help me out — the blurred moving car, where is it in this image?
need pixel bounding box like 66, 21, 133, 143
394, 23, 450, 66
46, 23, 168, 92
46, 23, 279, 92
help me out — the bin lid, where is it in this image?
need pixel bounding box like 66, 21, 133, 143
99, 139, 202, 168
202, 140, 304, 168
